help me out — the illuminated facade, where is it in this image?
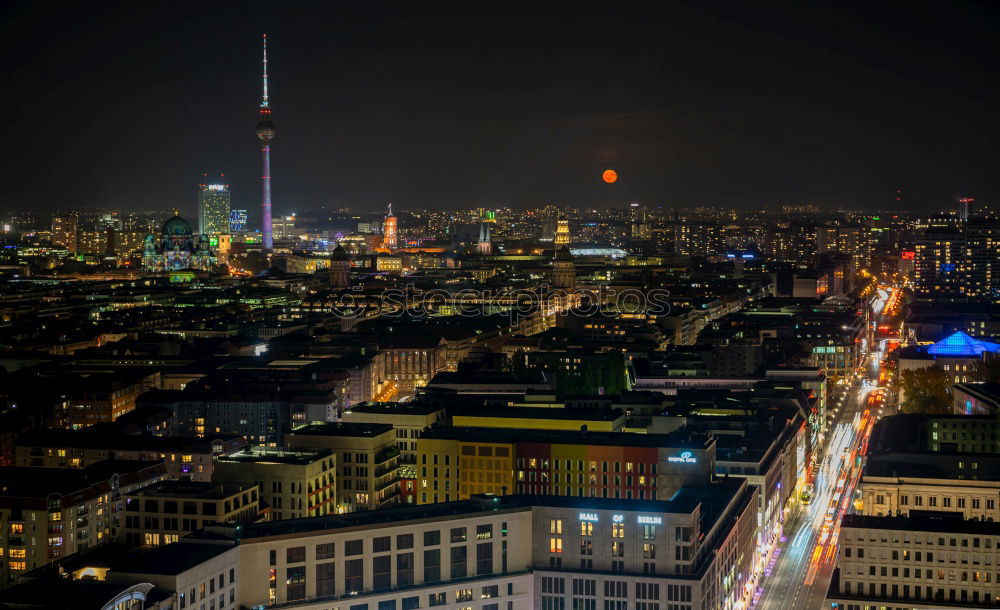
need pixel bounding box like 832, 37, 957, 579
202, 482, 756, 610
142, 214, 215, 272
230, 209, 248, 233
51, 215, 78, 253
256, 34, 276, 250
198, 182, 231, 235
415, 427, 715, 504
554, 216, 571, 245
384, 203, 398, 250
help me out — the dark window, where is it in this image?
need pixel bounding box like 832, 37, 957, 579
423, 530, 440, 546
451, 545, 468, 578
316, 542, 335, 560
373, 555, 391, 591
402, 597, 419, 610
286, 546, 305, 563
424, 549, 441, 582
397, 533, 414, 549
378, 602, 397, 610
477, 542, 494, 575
451, 527, 467, 543
397, 552, 414, 586
373, 536, 391, 553
345, 539, 364, 556
344, 558, 364, 593
316, 563, 335, 597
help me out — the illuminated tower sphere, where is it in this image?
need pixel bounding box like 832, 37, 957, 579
552, 245, 576, 289
383, 203, 398, 250
257, 34, 275, 250
330, 244, 351, 289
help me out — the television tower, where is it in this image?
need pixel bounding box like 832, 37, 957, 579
256, 34, 276, 250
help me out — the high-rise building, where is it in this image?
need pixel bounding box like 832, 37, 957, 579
383, 203, 398, 250
197, 181, 231, 236
256, 34, 275, 250
912, 217, 1000, 302
229, 209, 248, 233
51, 215, 78, 253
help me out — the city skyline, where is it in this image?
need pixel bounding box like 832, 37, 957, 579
2, 2, 1000, 213
3, 6, 1000, 609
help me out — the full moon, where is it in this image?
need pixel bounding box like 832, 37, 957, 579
602, 169, 618, 183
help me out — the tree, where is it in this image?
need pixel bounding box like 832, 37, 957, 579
899, 366, 953, 414
970, 358, 1000, 384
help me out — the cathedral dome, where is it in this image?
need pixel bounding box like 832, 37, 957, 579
162, 215, 193, 236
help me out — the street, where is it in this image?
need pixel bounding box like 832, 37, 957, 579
754, 286, 897, 610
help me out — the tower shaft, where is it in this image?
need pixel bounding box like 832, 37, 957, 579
262, 144, 272, 249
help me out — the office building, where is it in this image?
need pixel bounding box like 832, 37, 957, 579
229, 209, 248, 233
831, 513, 1000, 608
198, 182, 231, 236
191, 480, 757, 610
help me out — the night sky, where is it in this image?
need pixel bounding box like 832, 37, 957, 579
2, 1, 999, 214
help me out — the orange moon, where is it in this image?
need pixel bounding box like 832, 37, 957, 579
602, 169, 618, 183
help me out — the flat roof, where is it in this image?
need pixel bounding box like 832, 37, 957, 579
347, 402, 445, 416
842, 512, 1000, 535
216, 447, 332, 465
113, 541, 236, 576
419, 426, 709, 449
126, 480, 255, 500
451, 406, 624, 422
287, 422, 394, 437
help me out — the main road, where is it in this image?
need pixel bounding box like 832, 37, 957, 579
754, 286, 898, 610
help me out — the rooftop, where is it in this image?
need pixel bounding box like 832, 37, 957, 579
419, 426, 709, 449
125, 480, 256, 500
346, 402, 446, 416
216, 446, 332, 465
842, 512, 1000, 535
450, 406, 624, 422
287, 422, 394, 437
926, 331, 1000, 357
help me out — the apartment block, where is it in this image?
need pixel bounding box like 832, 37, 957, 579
123, 481, 264, 546
0, 460, 165, 588
285, 423, 400, 512
212, 447, 336, 521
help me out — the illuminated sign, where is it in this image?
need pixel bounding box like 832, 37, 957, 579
578, 512, 599, 522
612, 514, 624, 523
637, 515, 662, 525
901, 251, 915, 260
206, 184, 227, 192
667, 451, 697, 464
